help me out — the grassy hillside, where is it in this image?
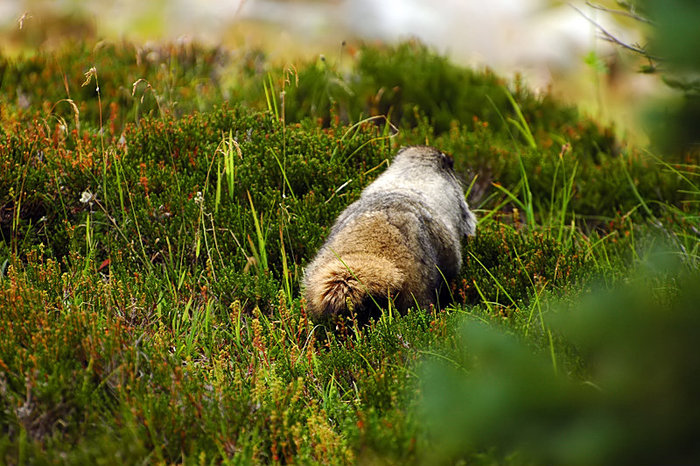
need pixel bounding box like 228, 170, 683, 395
1, 39, 698, 464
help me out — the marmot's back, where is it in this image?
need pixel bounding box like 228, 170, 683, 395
303, 146, 476, 320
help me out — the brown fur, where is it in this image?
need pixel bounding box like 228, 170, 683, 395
303, 146, 476, 320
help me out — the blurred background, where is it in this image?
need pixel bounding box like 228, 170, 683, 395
0, 0, 671, 142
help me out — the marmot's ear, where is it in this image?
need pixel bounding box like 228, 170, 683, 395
441, 152, 454, 170
396, 146, 409, 156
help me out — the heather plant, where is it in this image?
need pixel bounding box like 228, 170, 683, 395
0, 37, 698, 465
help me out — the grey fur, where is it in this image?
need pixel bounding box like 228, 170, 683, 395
303, 146, 476, 319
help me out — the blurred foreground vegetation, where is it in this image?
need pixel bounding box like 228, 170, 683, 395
0, 38, 698, 464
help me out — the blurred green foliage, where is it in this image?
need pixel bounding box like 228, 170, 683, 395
651, 0, 700, 152
421, 252, 700, 465
647, 0, 700, 71
616, 0, 700, 151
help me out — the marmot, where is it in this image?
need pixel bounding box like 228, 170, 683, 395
303, 145, 476, 320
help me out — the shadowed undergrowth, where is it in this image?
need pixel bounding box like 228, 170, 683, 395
1, 39, 698, 464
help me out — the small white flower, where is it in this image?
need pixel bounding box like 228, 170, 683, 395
194, 191, 204, 204
80, 190, 94, 204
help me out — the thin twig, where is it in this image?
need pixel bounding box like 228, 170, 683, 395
585, 1, 654, 25
570, 3, 661, 61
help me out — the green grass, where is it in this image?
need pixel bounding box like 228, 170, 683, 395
1, 39, 699, 465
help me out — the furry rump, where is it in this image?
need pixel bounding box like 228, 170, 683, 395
304, 254, 404, 318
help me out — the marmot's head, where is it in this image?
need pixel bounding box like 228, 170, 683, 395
394, 145, 455, 173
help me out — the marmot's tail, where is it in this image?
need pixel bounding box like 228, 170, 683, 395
304, 254, 404, 318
